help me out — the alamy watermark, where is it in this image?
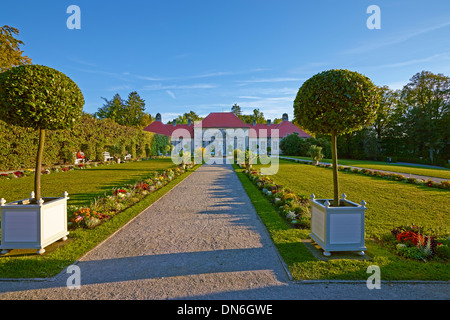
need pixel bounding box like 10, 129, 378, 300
66, 264, 81, 289
169, 122, 280, 175
66, 5, 380, 31
367, 5, 381, 30
366, 265, 381, 289
67, 5, 81, 30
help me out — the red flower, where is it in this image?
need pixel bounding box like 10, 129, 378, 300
113, 189, 127, 195
397, 231, 424, 246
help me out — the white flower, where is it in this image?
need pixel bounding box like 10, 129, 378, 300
286, 211, 296, 220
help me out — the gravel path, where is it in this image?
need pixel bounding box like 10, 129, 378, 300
0, 164, 448, 300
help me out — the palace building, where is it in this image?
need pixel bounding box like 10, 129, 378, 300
143, 112, 311, 156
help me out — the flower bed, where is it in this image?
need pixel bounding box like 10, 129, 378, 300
0, 161, 115, 180
389, 224, 450, 262
240, 164, 311, 228
68, 163, 195, 229
283, 158, 450, 190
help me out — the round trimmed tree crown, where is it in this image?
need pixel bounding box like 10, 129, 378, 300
293, 69, 380, 136
0, 64, 85, 130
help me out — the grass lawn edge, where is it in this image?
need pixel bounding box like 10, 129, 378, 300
0, 164, 201, 279
233, 164, 450, 282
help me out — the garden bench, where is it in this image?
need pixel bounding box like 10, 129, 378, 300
124, 153, 132, 161
103, 152, 114, 162
74, 152, 85, 165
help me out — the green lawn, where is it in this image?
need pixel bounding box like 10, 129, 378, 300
0, 159, 176, 207
283, 156, 450, 180
235, 160, 450, 281
0, 159, 198, 278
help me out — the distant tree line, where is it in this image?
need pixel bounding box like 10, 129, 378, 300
230, 104, 278, 124
95, 92, 153, 129
284, 70, 449, 166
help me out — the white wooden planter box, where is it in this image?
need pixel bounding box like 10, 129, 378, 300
309, 193, 366, 256
0, 192, 69, 255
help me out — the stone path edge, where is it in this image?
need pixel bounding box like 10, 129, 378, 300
233, 167, 294, 282
0, 164, 202, 282
2, 164, 447, 286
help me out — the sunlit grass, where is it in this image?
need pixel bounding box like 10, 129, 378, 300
284, 156, 450, 180
0, 159, 198, 278
235, 161, 450, 280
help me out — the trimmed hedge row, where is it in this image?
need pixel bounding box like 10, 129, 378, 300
0, 114, 169, 171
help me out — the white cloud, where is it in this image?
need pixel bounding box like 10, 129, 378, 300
166, 90, 176, 99
343, 21, 450, 55
384, 81, 407, 90
107, 84, 131, 91
377, 52, 450, 69
142, 83, 217, 91
236, 77, 305, 84
238, 96, 261, 99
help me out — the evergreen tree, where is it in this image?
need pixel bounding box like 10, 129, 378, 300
95, 93, 126, 124
124, 91, 146, 127
0, 25, 32, 72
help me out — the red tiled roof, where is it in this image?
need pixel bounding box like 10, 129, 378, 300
144, 112, 311, 139
143, 121, 172, 136
194, 112, 250, 128
166, 123, 194, 137
276, 121, 311, 138
144, 121, 194, 137
249, 122, 311, 138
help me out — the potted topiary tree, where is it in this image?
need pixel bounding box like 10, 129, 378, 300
0, 65, 84, 255
294, 69, 380, 256
307, 145, 324, 166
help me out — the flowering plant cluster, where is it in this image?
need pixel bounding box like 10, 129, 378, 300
284, 158, 450, 190
241, 164, 311, 228
0, 161, 115, 180
390, 224, 449, 262
0, 169, 34, 179
68, 163, 194, 230
68, 208, 110, 229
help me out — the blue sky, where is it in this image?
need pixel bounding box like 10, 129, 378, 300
2, 0, 450, 122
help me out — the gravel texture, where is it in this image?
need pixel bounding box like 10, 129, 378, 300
0, 164, 448, 300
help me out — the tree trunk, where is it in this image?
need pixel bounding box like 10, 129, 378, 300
331, 132, 339, 207
34, 128, 45, 202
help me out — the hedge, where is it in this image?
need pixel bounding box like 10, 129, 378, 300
0, 114, 169, 171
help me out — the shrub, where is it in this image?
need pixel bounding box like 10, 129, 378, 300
0, 65, 84, 199
294, 69, 380, 206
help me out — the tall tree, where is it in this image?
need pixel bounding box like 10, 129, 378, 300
183, 110, 203, 122
251, 108, 266, 124
95, 93, 125, 124
401, 71, 449, 163
0, 25, 32, 72
124, 91, 146, 127
139, 113, 153, 129
294, 69, 380, 206
231, 104, 242, 118
0, 65, 84, 200
373, 86, 401, 156
95, 91, 147, 127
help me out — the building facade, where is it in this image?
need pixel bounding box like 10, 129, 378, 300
143, 112, 311, 156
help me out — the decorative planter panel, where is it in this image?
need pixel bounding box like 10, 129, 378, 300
309, 193, 367, 256
0, 192, 69, 255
